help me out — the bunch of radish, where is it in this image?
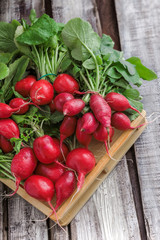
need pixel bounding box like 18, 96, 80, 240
0, 72, 143, 226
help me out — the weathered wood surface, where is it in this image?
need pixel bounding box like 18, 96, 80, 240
0, 0, 159, 239
115, 0, 160, 239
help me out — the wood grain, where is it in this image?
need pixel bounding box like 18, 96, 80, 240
115, 0, 160, 239
96, 0, 120, 50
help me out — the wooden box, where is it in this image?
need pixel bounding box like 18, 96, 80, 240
0, 110, 146, 226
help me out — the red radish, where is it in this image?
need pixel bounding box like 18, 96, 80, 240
81, 112, 99, 134
0, 103, 26, 118
52, 138, 69, 162
90, 94, 111, 128
93, 125, 114, 157
63, 99, 85, 116
9, 98, 29, 115
66, 148, 96, 191
76, 118, 92, 148
55, 171, 76, 210
24, 175, 58, 223
49, 100, 56, 113
9, 147, 37, 196
0, 135, 13, 153
35, 162, 65, 183
53, 74, 79, 94
111, 112, 144, 130
15, 75, 36, 97
54, 93, 74, 112
33, 135, 60, 164
30, 79, 54, 105
105, 92, 142, 115
60, 116, 77, 149
0, 119, 20, 139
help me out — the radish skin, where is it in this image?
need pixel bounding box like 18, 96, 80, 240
33, 135, 60, 164
53, 74, 79, 94
0, 135, 13, 153
55, 171, 76, 210
90, 94, 111, 128
105, 92, 142, 115
66, 148, 96, 191
9, 148, 37, 196
49, 100, 56, 113
54, 93, 74, 112
52, 138, 69, 162
15, 75, 36, 97
63, 99, 85, 116
60, 116, 77, 149
111, 112, 144, 130
9, 98, 29, 115
35, 163, 65, 183
30, 79, 54, 105
81, 112, 99, 134
76, 118, 92, 148
0, 119, 20, 139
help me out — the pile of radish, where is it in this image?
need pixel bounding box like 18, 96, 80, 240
0, 11, 157, 226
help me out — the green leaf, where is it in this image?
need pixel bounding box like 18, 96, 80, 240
109, 77, 131, 89
83, 57, 96, 69
0, 22, 17, 52
124, 98, 143, 121
0, 63, 9, 80
100, 34, 114, 50
50, 111, 64, 124
10, 138, 22, 154
0, 56, 29, 102
106, 66, 121, 79
112, 63, 142, 86
14, 26, 31, 56
126, 57, 157, 80
0, 52, 12, 64
123, 88, 140, 100
29, 9, 37, 24
119, 59, 136, 75
61, 57, 72, 72
16, 14, 59, 45
62, 18, 101, 61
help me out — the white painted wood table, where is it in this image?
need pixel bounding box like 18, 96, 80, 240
0, 0, 159, 239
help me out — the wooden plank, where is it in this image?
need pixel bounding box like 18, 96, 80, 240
115, 0, 160, 239
0, 1, 48, 240
96, 0, 120, 50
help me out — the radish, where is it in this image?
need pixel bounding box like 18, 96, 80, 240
49, 100, 56, 113
0, 119, 20, 139
24, 175, 58, 222
52, 138, 69, 162
55, 171, 76, 210
30, 79, 54, 105
9, 147, 37, 196
66, 148, 96, 191
33, 135, 60, 164
76, 118, 92, 148
0, 135, 13, 153
93, 125, 114, 156
105, 92, 142, 115
53, 74, 79, 94
35, 162, 65, 183
63, 99, 85, 116
54, 93, 74, 112
9, 98, 29, 115
81, 112, 99, 134
15, 75, 36, 97
0, 103, 27, 118
111, 112, 144, 130
60, 116, 77, 149
90, 94, 111, 128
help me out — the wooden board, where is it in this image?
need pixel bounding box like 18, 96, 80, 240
115, 0, 160, 239
0, 111, 146, 226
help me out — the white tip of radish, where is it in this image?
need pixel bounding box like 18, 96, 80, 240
63, 111, 67, 116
